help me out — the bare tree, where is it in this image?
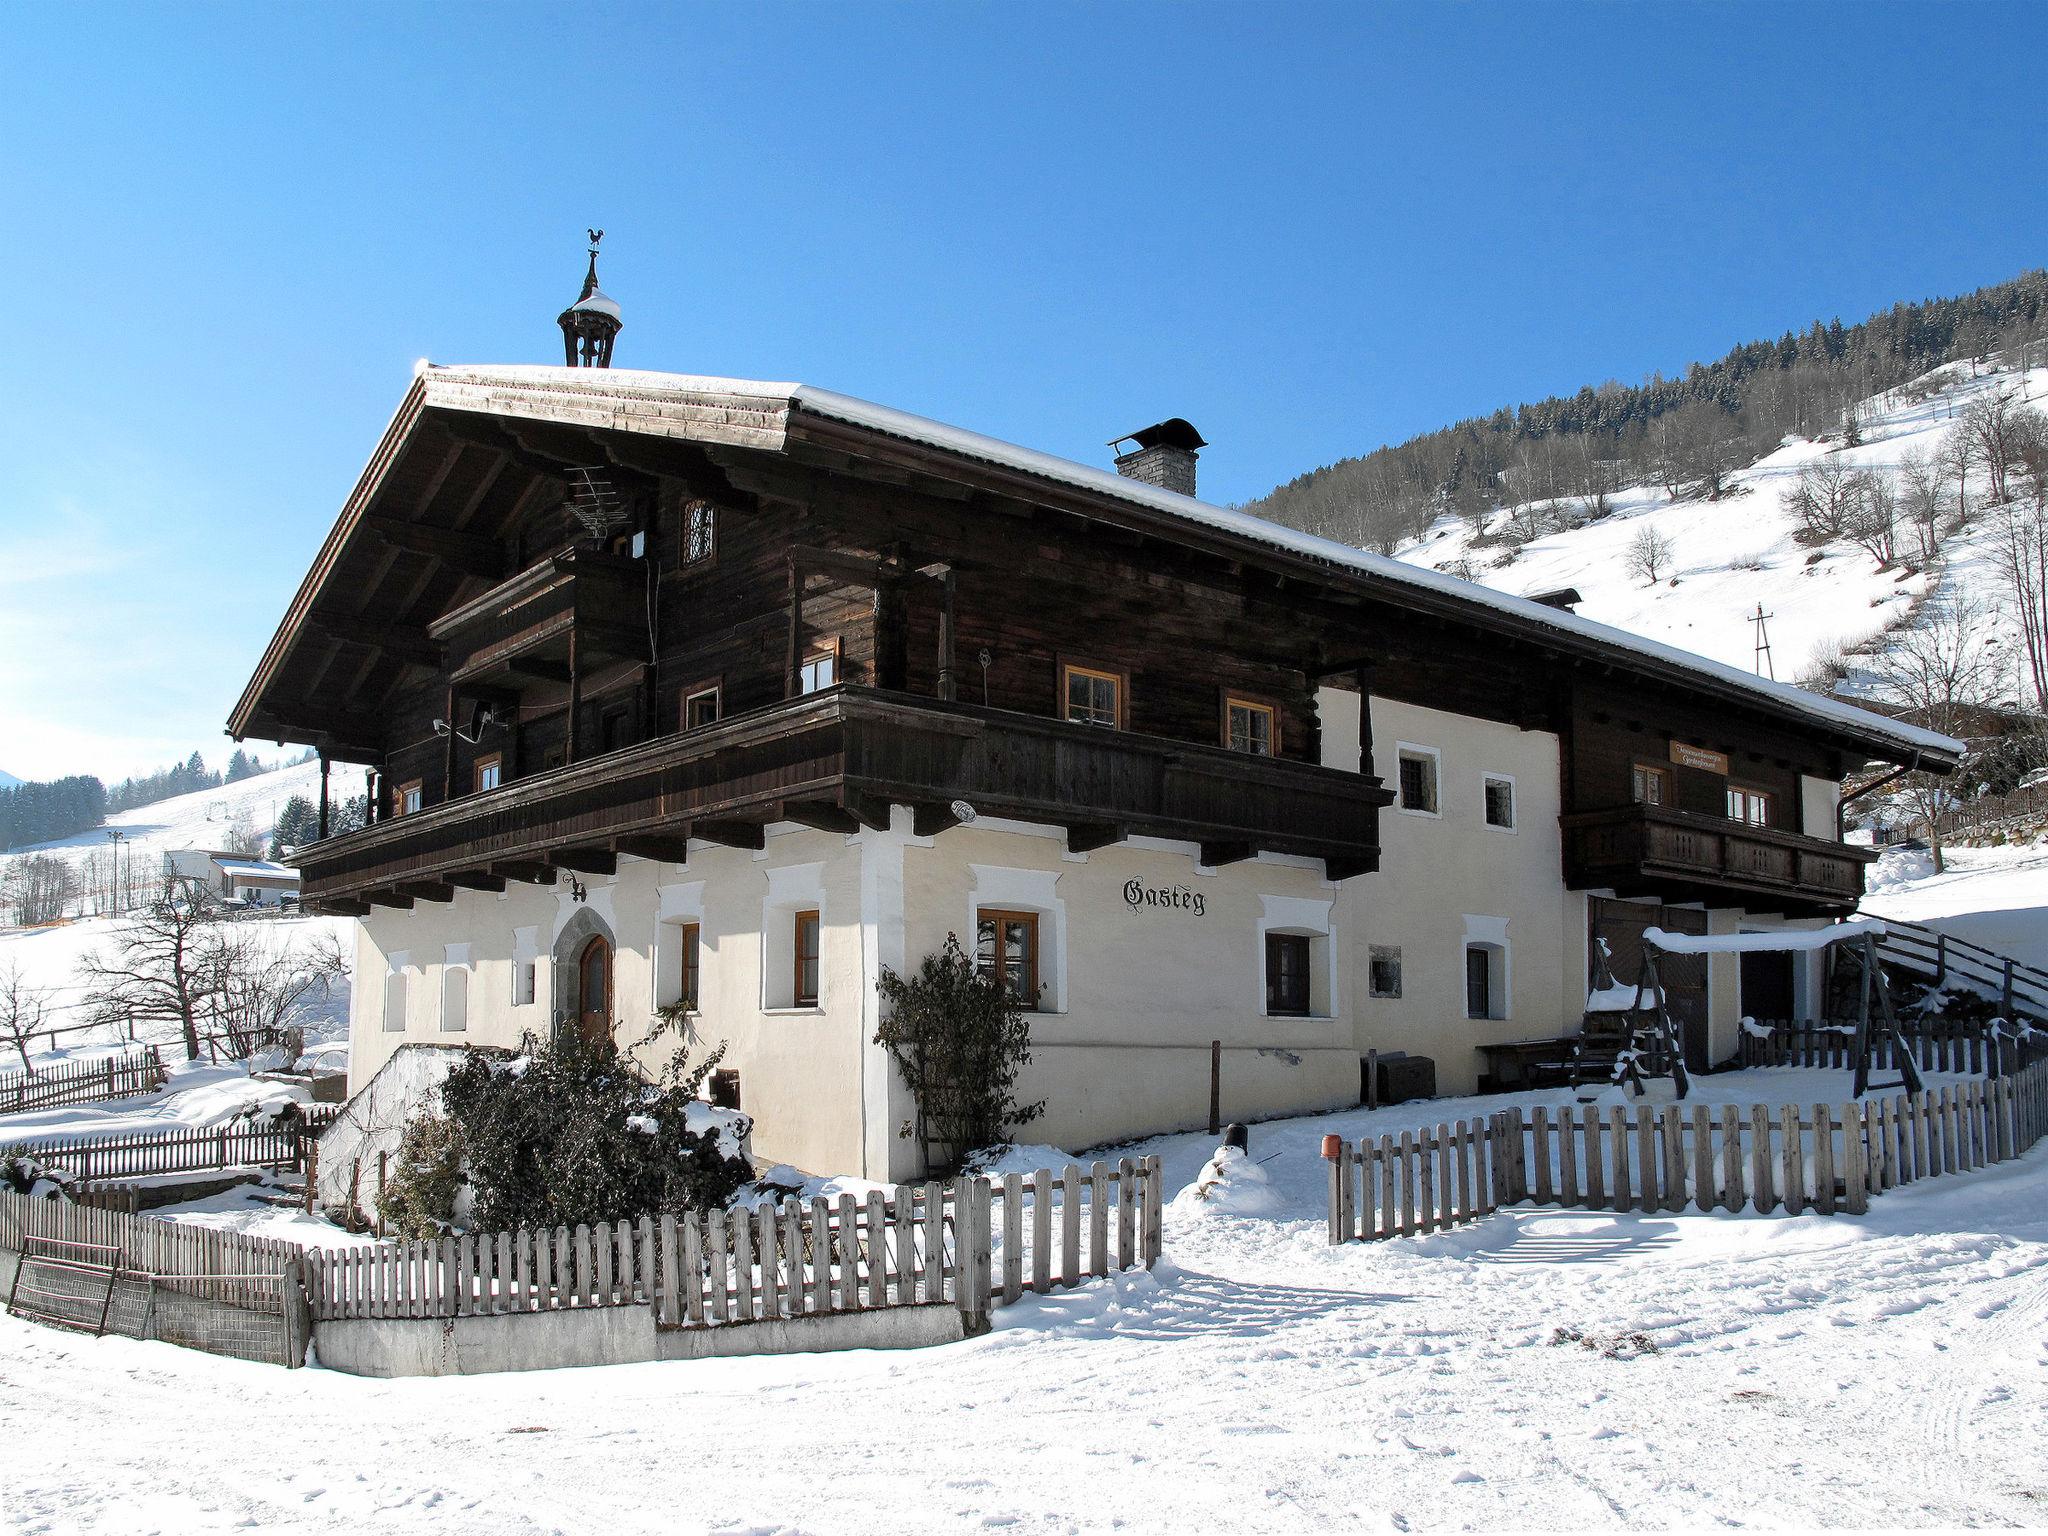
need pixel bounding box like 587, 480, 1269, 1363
74, 878, 223, 1061
1960, 393, 2033, 505
1845, 467, 1900, 567
2, 855, 78, 926
1624, 522, 1675, 585
1897, 448, 1952, 563
204, 926, 348, 1059
0, 959, 52, 1072
1868, 592, 2001, 872
1785, 459, 1863, 541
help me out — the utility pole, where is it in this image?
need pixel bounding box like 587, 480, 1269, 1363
105, 829, 126, 915
1751, 604, 1776, 682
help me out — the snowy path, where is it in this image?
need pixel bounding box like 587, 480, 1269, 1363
4, 1137, 2045, 1531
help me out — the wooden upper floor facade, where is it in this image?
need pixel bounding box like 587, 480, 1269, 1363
230, 366, 1961, 916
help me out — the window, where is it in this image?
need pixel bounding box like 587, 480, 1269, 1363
1061, 662, 1125, 729
1396, 748, 1438, 814
441, 966, 468, 1033
792, 910, 821, 1007
600, 706, 632, 753
975, 909, 1041, 1008
678, 922, 701, 1010
381, 969, 407, 1033
1224, 696, 1277, 756
393, 779, 423, 817
1265, 932, 1312, 1016
1727, 785, 1773, 826
799, 647, 838, 695
1465, 945, 1492, 1020
1632, 763, 1668, 806
473, 754, 502, 794
1369, 945, 1403, 999
514, 959, 537, 1007
680, 500, 716, 566
683, 684, 721, 730
1483, 775, 1515, 830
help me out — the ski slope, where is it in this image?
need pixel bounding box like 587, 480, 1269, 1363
1397, 361, 2048, 696
2, 756, 325, 866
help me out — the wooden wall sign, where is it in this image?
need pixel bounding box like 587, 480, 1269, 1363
1669, 741, 1730, 775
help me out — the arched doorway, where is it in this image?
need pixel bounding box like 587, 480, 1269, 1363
576, 934, 612, 1044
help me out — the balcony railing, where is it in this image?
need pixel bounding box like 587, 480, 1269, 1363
297, 688, 1392, 907
1563, 802, 1875, 914
428, 549, 645, 684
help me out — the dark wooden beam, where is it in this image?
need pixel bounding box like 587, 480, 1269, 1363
614, 833, 692, 863
507, 656, 573, 685
446, 871, 507, 893
549, 846, 617, 875
363, 889, 415, 910
307, 610, 441, 670
307, 896, 371, 917
492, 860, 555, 884
399, 881, 456, 904
1200, 841, 1257, 868
693, 819, 766, 851
844, 791, 893, 831
362, 513, 506, 581
912, 803, 961, 838
780, 800, 859, 834
1323, 856, 1377, 882
1065, 823, 1126, 854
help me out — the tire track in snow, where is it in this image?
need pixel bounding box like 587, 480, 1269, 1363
1913, 1257, 2048, 1511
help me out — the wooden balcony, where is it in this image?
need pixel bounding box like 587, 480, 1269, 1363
427, 549, 646, 686
1563, 802, 1875, 916
297, 688, 1393, 909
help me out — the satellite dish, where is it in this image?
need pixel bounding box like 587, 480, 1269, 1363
949, 799, 978, 824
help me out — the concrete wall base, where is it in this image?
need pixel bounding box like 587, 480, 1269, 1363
313, 1301, 973, 1377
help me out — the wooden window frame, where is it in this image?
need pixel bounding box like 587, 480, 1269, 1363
679, 921, 701, 1011
1368, 945, 1403, 999
1265, 931, 1312, 1018
799, 636, 842, 697
975, 908, 1041, 1010
1221, 691, 1280, 756
1058, 657, 1128, 730
394, 779, 423, 817
1631, 762, 1670, 807
682, 680, 723, 732
1726, 783, 1774, 827
1482, 773, 1516, 831
473, 753, 503, 794
678, 498, 718, 570
793, 909, 821, 1007
1465, 944, 1493, 1021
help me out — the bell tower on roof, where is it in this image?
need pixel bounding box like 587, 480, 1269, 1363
557, 229, 622, 368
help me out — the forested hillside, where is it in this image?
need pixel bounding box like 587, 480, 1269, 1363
1244, 270, 2048, 554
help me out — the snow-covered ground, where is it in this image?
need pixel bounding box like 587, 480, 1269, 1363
1399, 361, 2048, 694
1864, 839, 2048, 973
2, 1085, 2043, 1533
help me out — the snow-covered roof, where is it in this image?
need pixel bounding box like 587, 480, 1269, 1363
214, 858, 298, 880
406, 363, 1963, 765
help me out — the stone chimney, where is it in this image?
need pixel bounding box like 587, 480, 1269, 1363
1110, 418, 1207, 498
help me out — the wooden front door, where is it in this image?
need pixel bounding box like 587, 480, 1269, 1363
576, 934, 612, 1043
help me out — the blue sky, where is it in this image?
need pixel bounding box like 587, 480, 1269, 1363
2, 2, 2045, 782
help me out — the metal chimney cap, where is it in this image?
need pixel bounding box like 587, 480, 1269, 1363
1109, 418, 1208, 454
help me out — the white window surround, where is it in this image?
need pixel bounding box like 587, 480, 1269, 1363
967, 863, 1068, 1013
1482, 771, 1518, 833
441, 954, 470, 1034
1395, 741, 1441, 819
512, 927, 539, 1008
381, 951, 411, 1033
1461, 913, 1511, 1022
1257, 893, 1337, 1019
655, 880, 706, 1012
761, 861, 827, 1012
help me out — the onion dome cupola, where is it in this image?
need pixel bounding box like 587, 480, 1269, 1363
557, 229, 622, 368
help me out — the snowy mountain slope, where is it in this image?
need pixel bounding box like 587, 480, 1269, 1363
1395, 361, 2047, 695
1, 756, 323, 869
0, 768, 21, 789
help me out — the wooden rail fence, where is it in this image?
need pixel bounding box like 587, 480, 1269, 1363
14, 1108, 338, 1183
305, 1156, 1164, 1329
1329, 1060, 2048, 1241
0, 1048, 166, 1115
1733, 1017, 2043, 1076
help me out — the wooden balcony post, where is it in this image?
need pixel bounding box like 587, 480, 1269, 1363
566, 630, 581, 765
1354, 662, 1376, 776
786, 554, 803, 697
317, 750, 330, 840
938, 567, 957, 703
442, 684, 458, 802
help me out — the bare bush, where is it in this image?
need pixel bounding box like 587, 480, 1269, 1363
1624, 523, 1675, 585
0, 959, 53, 1071
2, 855, 78, 926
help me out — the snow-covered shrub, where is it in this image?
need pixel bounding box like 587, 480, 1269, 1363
0, 1145, 78, 1200
375, 1114, 466, 1238
435, 1027, 752, 1232
876, 934, 1043, 1174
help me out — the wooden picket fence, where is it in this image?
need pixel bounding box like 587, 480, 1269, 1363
1734, 1018, 2040, 1076
16, 1107, 338, 1183
0, 1047, 166, 1115
1, 1189, 311, 1365
1328, 1059, 2048, 1241
304, 1155, 1164, 1332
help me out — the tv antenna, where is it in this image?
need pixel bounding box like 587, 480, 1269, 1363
1750, 604, 1775, 681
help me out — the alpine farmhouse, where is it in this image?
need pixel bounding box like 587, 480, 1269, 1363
231, 259, 1963, 1181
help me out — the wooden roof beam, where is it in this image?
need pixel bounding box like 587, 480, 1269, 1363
362, 513, 507, 581
613, 833, 692, 864
549, 846, 617, 876
491, 860, 555, 884
306, 610, 442, 670
445, 871, 507, 893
